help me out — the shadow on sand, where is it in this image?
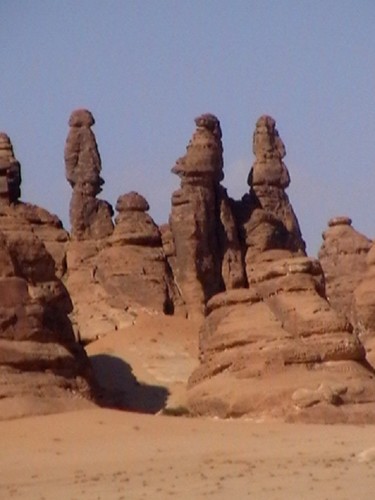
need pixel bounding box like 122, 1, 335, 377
89, 354, 169, 414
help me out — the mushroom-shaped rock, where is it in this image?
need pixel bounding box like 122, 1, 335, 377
96, 193, 175, 314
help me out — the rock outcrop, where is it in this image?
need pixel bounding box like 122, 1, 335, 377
186, 116, 375, 423
319, 216, 372, 323
0, 133, 69, 277
65, 109, 114, 240
0, 132, 21, 203
187, 255, 375, 422
352, 244, 375, 366
169, 114, 245, 320
236, 115, 305, 278
96, 192, 175, 314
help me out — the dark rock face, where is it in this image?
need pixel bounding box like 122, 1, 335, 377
169, 114, 245, 320
236, 115, 305, 275
0, 226, 93, 420
96, 192, 175, 314
319, 216, 372, 323
65, 109, 114, 240
0, 133, 21, 204
0, 132, 94, 419
0, 134, 69, 277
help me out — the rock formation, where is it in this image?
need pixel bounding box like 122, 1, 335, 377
169, 114, 245, 320
0, 133, 94, 419
319, 216, 372, 323
0, 132, 21, 203
352, 243, 375, 366
96, 191, 175, 314
236, 115, 305, 278
65, 109, 114, 240
186, 116, 375, 423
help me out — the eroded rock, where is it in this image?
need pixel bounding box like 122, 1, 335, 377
319, 216, 372, 323
169, 114, 245, 320
65, 109, 113, 240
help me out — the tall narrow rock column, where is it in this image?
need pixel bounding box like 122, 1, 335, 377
0, 133, 21, 203
65, 109, 114, 240
238, 115, 306, 275
169, 114, 245, 320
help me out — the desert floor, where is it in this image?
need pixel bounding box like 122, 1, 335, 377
2, 314, 375, 499
2, 408, 375, 500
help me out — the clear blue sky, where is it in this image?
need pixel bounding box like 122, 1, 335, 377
1, 1, 374, 254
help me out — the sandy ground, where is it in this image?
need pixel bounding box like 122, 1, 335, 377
2, 314, 375, 499
1, 408, 375, 500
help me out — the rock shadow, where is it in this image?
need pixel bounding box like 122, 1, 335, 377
90, 354, 169, 414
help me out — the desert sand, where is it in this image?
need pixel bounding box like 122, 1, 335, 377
2, 408, 375, 500
2, 314, 375, 500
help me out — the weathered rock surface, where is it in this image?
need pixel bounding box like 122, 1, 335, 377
187, 257, 375, 422
96, 192, 175, 314
169, 114, 245, 320
0, 132, 21, 203
0, 227, 93, 420
186, 116, 375, 423
0, 133, 69, 277
352, 244, 375, 366
65, 109, 113, 240
235, 115, 305, 277
319, 216, 372, 323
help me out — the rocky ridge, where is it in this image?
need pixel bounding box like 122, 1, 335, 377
1, 109, 375, 424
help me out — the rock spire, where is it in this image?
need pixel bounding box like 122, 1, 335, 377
169, 114, 245, 320
65, 109, 114, 240
0, 133, 21, 204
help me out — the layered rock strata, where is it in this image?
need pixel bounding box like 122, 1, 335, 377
319, 216, 372, 323
236, 115, 305, 277
0, 227, 93, 420
187, 252, 375, 422
169, 114, 245, 320
0, 134, 68, 277
186, 116, 375, 423
65, 109, 114, 240
352, 244, 375, 365
96, 192, 175, 314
